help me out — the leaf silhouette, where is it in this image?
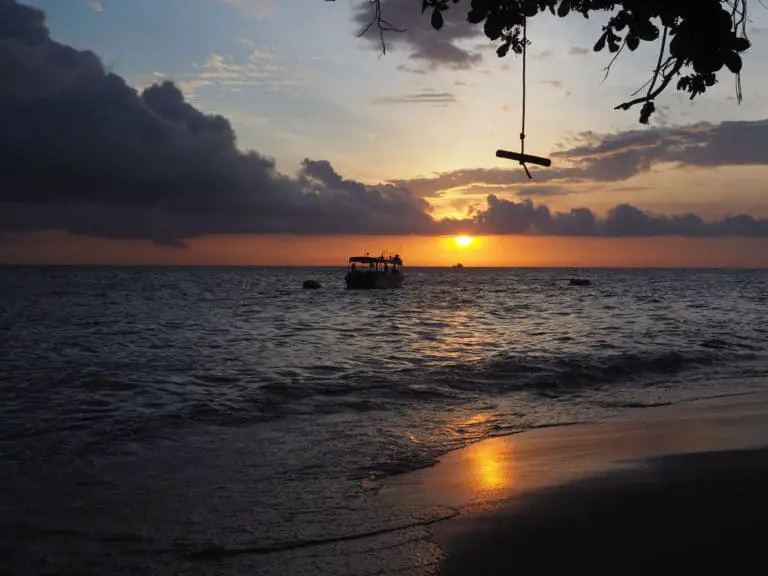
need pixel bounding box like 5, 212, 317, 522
431, 8, 444, 30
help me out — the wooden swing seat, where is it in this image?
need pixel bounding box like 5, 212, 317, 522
496, 149, 551, 167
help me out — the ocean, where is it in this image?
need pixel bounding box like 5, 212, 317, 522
2, 266, 767, 574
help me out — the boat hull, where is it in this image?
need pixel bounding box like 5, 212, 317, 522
345, 271, 403, 289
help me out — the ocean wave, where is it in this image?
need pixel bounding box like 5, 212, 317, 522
420, 347, 761, 397
2, 343, 764, 450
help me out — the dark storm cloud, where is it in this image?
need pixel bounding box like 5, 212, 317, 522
469, 196, 768, 237
0, 0, 435, 244
353, 0, 482, 70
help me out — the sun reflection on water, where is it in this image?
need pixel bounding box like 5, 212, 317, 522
411, 309, 499, 364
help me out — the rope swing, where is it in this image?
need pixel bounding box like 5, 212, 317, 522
496, 18, 551, 179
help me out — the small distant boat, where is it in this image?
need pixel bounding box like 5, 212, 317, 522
452, 263, 464, 269
345, 253, 404, 289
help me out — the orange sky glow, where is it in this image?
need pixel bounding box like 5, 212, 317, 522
3, 231, 768, 268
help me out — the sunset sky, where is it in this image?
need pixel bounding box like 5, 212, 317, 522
2, 0, 768, 266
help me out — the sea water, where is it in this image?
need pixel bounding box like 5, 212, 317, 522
1, 266, 767, 574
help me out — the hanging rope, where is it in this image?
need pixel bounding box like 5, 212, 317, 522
495, 17, 551, 174
520, 18, 531, 179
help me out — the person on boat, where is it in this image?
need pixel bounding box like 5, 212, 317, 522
351, 263, 357, 272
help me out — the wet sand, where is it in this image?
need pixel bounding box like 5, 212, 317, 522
379, 390, 768, 574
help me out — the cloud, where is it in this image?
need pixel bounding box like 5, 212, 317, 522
394, 119, 768, 197
353, 0, 482, 70
249, 49, 275, 61
182, 51, 298, 94
569, 46, 590, 55
469, 196, 768, 237
85, 1, 102, 12
0, 0, 433, 244
396, 64, 428, 75
555, 120, 768, 180
2, 0, 768, 245
372, 90, 456, 105
132, 51, 293, 100
390, 167, 581, 198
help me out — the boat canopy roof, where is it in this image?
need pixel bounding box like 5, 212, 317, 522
349, 254, 403, 264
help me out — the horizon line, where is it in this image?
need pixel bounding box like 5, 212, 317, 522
2, 264, 768, 270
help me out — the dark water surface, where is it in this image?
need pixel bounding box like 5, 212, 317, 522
2, 266, 767, 574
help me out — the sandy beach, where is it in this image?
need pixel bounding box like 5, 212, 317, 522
379, 389, 768, 574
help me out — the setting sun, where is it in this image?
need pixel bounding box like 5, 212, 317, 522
454, 235, 476, 248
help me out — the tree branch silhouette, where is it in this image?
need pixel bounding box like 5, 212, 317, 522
355, 0, 406, 56
347, 0, 753, 124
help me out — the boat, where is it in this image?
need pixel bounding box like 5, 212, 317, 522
345, 253, 404, 289
452, 263, 464, 269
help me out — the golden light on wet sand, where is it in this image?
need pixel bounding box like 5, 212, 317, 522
454, 235, 476, 248
471, 441, 510, 492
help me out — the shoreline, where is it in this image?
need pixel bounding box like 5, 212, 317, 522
377, 389, 768, 573
381, 389, 768, 508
